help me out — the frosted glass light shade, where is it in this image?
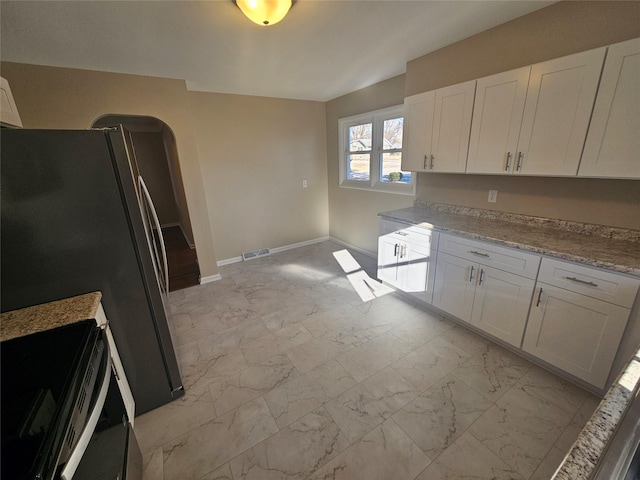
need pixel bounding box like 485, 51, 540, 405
235, 0, 293, 26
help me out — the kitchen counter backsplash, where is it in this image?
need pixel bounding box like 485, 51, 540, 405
380, 202, 640, 276
413, 200, 640, 242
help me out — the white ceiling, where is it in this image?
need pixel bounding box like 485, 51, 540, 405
0, 1, 554, 102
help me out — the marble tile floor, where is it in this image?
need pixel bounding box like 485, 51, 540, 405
136, 240, 600, 480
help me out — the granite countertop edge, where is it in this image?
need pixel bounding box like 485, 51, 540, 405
0, 291, 103, 342
552, 349, 640, 479
378, 206, 640, 277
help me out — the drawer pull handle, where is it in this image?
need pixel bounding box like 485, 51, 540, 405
516, 152, 524, 171
396, 231, 409, 236
536, 287, 543, 307
470, 250, 490, 258
469, 266, 475, 283
565, 276, 598, 287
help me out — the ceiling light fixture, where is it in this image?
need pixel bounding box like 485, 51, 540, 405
234, 0, 294, 26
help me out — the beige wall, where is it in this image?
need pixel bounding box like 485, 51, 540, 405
326, 75, 412, 254
187, 91, 329, 261
406, 1, 640, 229
0, 62, 219, 277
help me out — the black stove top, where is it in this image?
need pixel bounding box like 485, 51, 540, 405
1, 320, 100, 480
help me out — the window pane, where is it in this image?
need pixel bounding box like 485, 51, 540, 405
347, 153, 370, 181
383, 117, 403, 150
380, 153, 411, 184
348, 123, 372, 152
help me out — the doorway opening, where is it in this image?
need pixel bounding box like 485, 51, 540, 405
93, 115, 200, 291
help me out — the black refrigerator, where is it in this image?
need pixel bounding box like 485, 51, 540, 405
1, 127, 184, 414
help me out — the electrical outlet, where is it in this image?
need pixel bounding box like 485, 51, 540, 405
488, 190, 498, 203
302, 180, 308, 188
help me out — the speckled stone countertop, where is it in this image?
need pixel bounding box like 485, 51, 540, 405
553, 347, 640, 479
379, 202, 640, 276
0, 292, 102, 342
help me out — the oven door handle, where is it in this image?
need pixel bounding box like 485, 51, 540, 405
60, 343, 112, 480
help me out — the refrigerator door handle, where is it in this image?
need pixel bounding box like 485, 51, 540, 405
138, 176, 169, 299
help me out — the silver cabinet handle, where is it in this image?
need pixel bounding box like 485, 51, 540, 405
536, 287, 543, 307
505, 152, 512, 171
469, 265, 475, 282
565, 276, 598, 287
430, 155, 435, 170
396, 231, 409, 236
478, 269, 485, 286
423, 154, 428, 170
401, 244, 407, 259
470, 250, 490, 258
516, 152, 524, 171
394, 244, 399, 257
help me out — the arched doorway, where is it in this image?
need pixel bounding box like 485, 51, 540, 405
93, 115, 200, 291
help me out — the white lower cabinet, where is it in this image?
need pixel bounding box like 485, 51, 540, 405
470, 265, 536, 348
523, 284, 630, 389
522, 258, 639, 389
377, 220, 437, 303
378, 225, 640, 390
432, 251, 535, 347
432, 252, 477, 320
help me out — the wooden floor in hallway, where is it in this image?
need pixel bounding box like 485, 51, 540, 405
162, 226, 200, 292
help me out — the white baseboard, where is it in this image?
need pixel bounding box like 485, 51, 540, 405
217, 256, 243, 267
270, 236, 330, 254
200, 274, 222, 284
216, 236, 331, 267
215, 236, 375, 267
328, 236, 376, 259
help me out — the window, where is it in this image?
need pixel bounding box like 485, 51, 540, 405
339, 105, 414, 195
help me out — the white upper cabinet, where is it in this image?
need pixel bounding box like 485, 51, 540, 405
467, 48, 606, 176
579, 38, 640, 179
517, 47, 606, 176
467, 67, 531, 174
402, 91, 435, 171
430, 81, 476, 173
401, 80, 476, 173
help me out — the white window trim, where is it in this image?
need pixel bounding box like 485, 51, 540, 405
338, 105, 416, 196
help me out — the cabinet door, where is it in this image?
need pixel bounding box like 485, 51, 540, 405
517, 48, 606, 176
377, 235, 400, 288
401, 91, 435, 171
398, 241, 435, 303
579, 38, 640, 179
522, 283, 630, 389
430, 81, 476, 173
466, 67, 530, 174
432, 252, 476, 321
470, 266, 535, 347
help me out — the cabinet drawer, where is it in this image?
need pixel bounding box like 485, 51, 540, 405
437, 233, 540, 279
380, 219, 438, 248
538, 258, 640, 308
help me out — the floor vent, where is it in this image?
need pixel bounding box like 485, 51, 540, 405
242, 248, 270, 261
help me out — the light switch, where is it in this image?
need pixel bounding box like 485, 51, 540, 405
488, 190, 498, 203
302, 180, 308, 188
